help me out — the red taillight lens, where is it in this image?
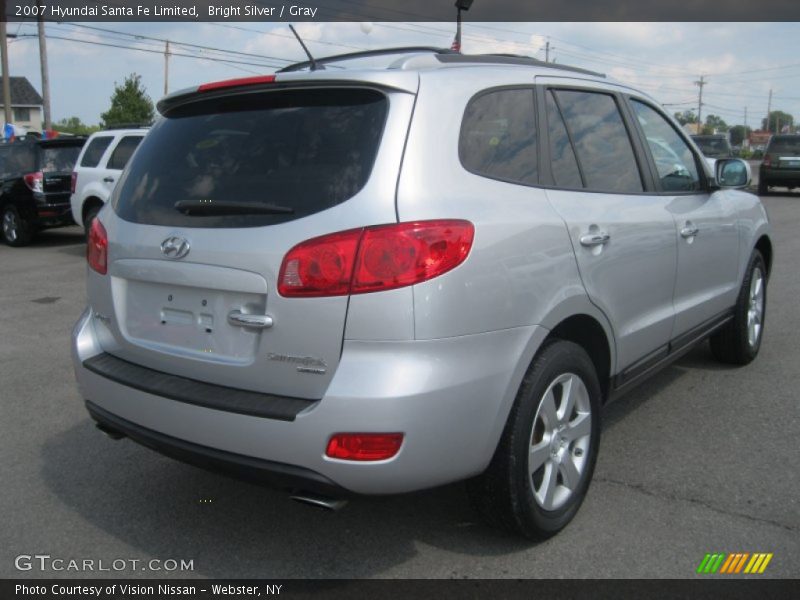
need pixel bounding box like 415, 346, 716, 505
71, 172, 77, 194
87, 218, 108, 275
198, 74, 276, 92
326, 433, 404, 461
763, 155, 772, 167
23, 171, 43, 193
278, 220, 474, 297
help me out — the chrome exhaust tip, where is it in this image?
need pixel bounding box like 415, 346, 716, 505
290, 492, 348, 511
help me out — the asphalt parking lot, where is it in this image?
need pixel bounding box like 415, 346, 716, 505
1, 192, 798, 580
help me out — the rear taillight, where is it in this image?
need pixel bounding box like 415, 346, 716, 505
326, 433, 404, 461
278, 220, 474, 297
762, 155, 772, 167
71, 172, 77, 194
87, 218, 108, 275
23, 171, 43, 193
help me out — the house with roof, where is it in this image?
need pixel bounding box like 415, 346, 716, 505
0, 76, 44, 133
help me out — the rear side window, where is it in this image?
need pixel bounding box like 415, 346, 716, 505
553, 90, 643, 193
40, 145, 82, 173
459, 89, 538, 185
768, 136, 800, 154
545, 91, 583, 188
114, 88, 388, 228
107, 135, 143, 170
0, 147, 9, 178
80, 136, 113, 167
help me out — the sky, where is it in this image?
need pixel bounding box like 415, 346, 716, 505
6, 21, 800, 129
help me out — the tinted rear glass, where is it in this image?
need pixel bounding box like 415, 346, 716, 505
114, 88, 388, 228
767, 136, 800, 154
692, 136, 732, 157
81, 136, 113, 167
107, 135, 143, 170
40, 145, 82, 172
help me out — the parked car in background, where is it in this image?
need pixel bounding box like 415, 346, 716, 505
759, 134, 800, 195
1, 137, 86, 246
691, 134, 734, 159
73, 48, 772, 539
70, 127, 148, 235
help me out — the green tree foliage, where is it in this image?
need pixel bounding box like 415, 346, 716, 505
100, 73, 154, 128
673, 110, 698, 125
704, 114, 728, 134
54, 117, 101, 136
761, 110, 794, 134
728, 125, 752, 147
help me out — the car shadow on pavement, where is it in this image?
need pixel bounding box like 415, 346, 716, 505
40, 420, 532, 579
32, 228, 85, 249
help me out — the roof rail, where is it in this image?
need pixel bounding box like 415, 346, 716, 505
278, 46, 456, 72
436, 53, 605, 77
103, 123, 151, 130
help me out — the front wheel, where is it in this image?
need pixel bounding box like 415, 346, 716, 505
1, 204, 34, 247
467, 340, 602, 539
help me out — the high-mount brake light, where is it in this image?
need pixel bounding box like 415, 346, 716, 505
278, 220, 474, 297
198, 74, 277, 92
87, 218, 108, 275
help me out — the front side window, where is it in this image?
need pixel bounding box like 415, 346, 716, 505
632, 100, 702, 192
460, 88, 538, 185
553, 90, 643, 193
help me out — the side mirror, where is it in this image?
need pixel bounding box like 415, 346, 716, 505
715, 158, 751, 189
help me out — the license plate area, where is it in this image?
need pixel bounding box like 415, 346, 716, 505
119, 279, 266, 363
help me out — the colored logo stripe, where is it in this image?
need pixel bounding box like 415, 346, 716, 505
697, 553, 773, 574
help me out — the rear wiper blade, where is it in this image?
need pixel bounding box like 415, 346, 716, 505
174, 200, 294, 216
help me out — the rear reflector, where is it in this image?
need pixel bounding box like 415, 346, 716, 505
198, 74, 276, 92
326, 433, 404, 461
278, 220, 474, 297
71, 171, 77, 194
87, 218, 108, 275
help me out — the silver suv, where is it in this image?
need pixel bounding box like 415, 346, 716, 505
72, 49, 772, 539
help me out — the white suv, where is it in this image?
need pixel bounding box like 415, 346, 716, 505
70, 128, 148, 232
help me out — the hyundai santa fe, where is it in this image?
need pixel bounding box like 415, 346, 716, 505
72, 48, 772, 538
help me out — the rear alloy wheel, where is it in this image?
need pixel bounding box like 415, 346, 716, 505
710, 251, 767, 365
467, 340, 601, 539
1, 204, 33, 247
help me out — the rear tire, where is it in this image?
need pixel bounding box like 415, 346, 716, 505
1, 204, 33, 247
467, 340, 602, 539
758, 178, 768, 196
710, 251, 766, 365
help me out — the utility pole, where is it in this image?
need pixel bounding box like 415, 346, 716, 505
1, 22, 11, 127
765, 88, 772, 133
694, 75, 706, 133
744, 106, 747, 128
545, 40, 551, 63
164, 40, 170, 95
37, 4, 52, 131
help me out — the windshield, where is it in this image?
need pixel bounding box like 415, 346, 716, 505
692, 136, 732, 158
767, 136, 800, 155
113, 88, 388, 228
40, 145, 82, 172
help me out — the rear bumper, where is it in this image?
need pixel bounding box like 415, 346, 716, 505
72, 308, 546, 495
760, 168, 800, 185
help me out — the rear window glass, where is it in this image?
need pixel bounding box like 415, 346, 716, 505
40, 145, 82, 172
81, 136, 113, 167
107, 135, 143, 170
768, 136, 800, 154
114, 88, 388, 228
459, 88, 538, 185
692, 136, 732, 158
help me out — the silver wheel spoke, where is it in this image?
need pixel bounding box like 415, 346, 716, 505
564, 412, 591, 442
529, 440, 550, 474
559, 455, 581, 490
538, 462, 558, 508
559, 376, 576, 423
539, 389, 558, 426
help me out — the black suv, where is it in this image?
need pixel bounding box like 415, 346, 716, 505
0, 137, 85, 246
759, 134, 800, 195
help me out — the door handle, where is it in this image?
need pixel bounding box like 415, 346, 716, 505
580, 231, 611, 247
103, 177, 115, 183
680, 225, 699, 238
227, 310, 273, 329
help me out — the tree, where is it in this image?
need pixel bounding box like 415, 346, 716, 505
729, 124, 752, 147
100, 73, 154, 128
704, 114, 728, 134
761, 110, 794, 134
673, 110, 698, 126
54, 116, 101, 136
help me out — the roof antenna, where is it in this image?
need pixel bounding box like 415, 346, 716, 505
288, 25, 322, 71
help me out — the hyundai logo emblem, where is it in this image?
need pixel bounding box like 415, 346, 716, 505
160, 236, 191, 259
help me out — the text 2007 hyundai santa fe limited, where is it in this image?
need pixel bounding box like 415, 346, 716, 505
72, 48, 772, 539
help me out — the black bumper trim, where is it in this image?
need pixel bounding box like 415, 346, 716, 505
86, 400, 350, 497
83, 352, 316, 421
